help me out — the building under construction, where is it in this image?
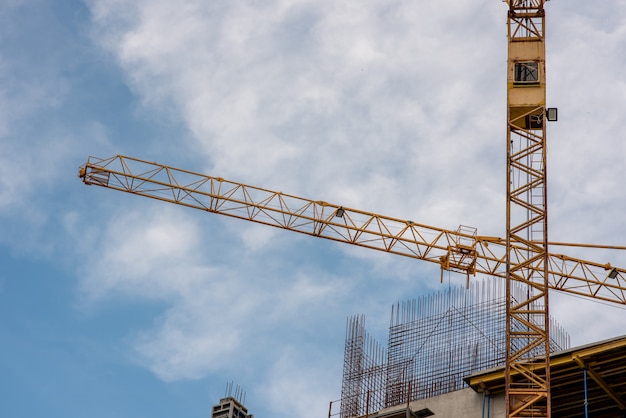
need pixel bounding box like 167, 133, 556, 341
338, 280, 569, 417
212, 384, 254, 418
335, 280, 626, 418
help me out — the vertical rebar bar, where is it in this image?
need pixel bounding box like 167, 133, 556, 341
339, 279, 570, 417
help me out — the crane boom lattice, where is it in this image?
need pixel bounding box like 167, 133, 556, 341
79, 155, 626, 308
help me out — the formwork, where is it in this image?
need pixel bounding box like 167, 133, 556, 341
339, 280, 570, 418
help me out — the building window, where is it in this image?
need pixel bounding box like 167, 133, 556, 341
514, 61, 539, 84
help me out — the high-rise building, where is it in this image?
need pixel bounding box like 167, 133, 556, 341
211, 396, 254, 418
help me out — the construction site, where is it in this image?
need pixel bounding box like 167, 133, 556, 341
206, 278, 626, 418
331, 281, 626, 418
209, 279, 626, 418
79, 1, 626, 417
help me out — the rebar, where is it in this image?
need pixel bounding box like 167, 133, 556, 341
339, 279, 570, 418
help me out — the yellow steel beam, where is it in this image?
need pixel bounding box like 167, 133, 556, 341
465, 337, 626, 390
572, 355, 626, 410
78, 154, 626, 306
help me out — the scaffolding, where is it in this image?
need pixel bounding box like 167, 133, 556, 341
339, 280, 570, 418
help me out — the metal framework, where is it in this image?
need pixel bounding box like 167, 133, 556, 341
466, 335, 626, 417
341, 315, 387, 418
505, 0, 551, 416
339, 280, 570, 418
79, 155, 626, 307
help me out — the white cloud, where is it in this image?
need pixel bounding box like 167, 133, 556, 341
133, 300, 243, 381
0, 2, 115, 253
130, 266, 347, 381
548, 2, 626, 245
88, 0, 505, 220
0, 66, 69, 213
551, 291, 626, 347
74, 203, 356, 382
258, 347, 341, 418
77, 207, 208, 301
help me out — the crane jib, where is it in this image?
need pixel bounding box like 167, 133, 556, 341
78, 154, 626, 307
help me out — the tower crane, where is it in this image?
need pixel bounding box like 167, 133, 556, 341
79, 154, 625, 415
79, 1, 624, 417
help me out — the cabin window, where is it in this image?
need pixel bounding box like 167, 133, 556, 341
514, 61, 539, 84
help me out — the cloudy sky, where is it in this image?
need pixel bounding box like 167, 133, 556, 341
2, 1, 626, 417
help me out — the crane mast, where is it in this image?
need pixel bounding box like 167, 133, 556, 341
505, 1, 551, 416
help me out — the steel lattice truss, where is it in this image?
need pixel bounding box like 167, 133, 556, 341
505, 0, 552, 415
79, 155, 626, 307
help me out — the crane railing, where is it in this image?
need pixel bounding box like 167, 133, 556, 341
79, 155, 626, 306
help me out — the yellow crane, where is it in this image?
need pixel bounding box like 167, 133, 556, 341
78, 154, 626, 309
78, 153, 625, 417
79, 2, 623, 417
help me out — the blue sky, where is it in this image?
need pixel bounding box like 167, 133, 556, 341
2, 1, 626, 417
